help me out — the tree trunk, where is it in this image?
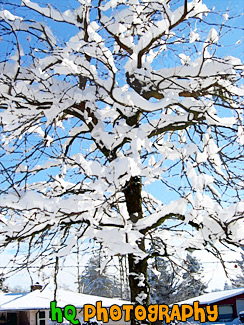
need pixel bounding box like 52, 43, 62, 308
124, 176, 149, 324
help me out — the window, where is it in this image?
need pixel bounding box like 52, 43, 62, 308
237, 299, 244, 315
38, 311, 46, 325
218, 305, 234, 322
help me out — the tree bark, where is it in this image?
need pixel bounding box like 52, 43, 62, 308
124, 176, 150, 324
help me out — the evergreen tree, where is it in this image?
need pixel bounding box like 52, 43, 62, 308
79, 254, 120, 298
149, 258, 176, 305
224, 281, 233, 291
149, 254, 207, 304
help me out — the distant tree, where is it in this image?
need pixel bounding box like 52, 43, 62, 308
79, 253, 120, 298
176, 254, 207, 301
149, 254, 207, 304
224, 281, 233, 291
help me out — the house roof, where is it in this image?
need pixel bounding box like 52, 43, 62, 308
0, 287, 130, 311
176, 287, 244, 306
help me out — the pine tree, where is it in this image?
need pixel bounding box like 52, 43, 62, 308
79, 254, 120, 298
176, 254, 207, 301
224, 281, 233, 291
149, 254, 207, 304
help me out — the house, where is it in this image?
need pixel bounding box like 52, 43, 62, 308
0, 284, 130, 325
176, 287, 244, 323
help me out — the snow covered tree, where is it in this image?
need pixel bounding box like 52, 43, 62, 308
149, 254, 206, 304
224, 281, 233, 290
0, 1, 244, 322
79, 254, 117, 298
175, 254, 207, 301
